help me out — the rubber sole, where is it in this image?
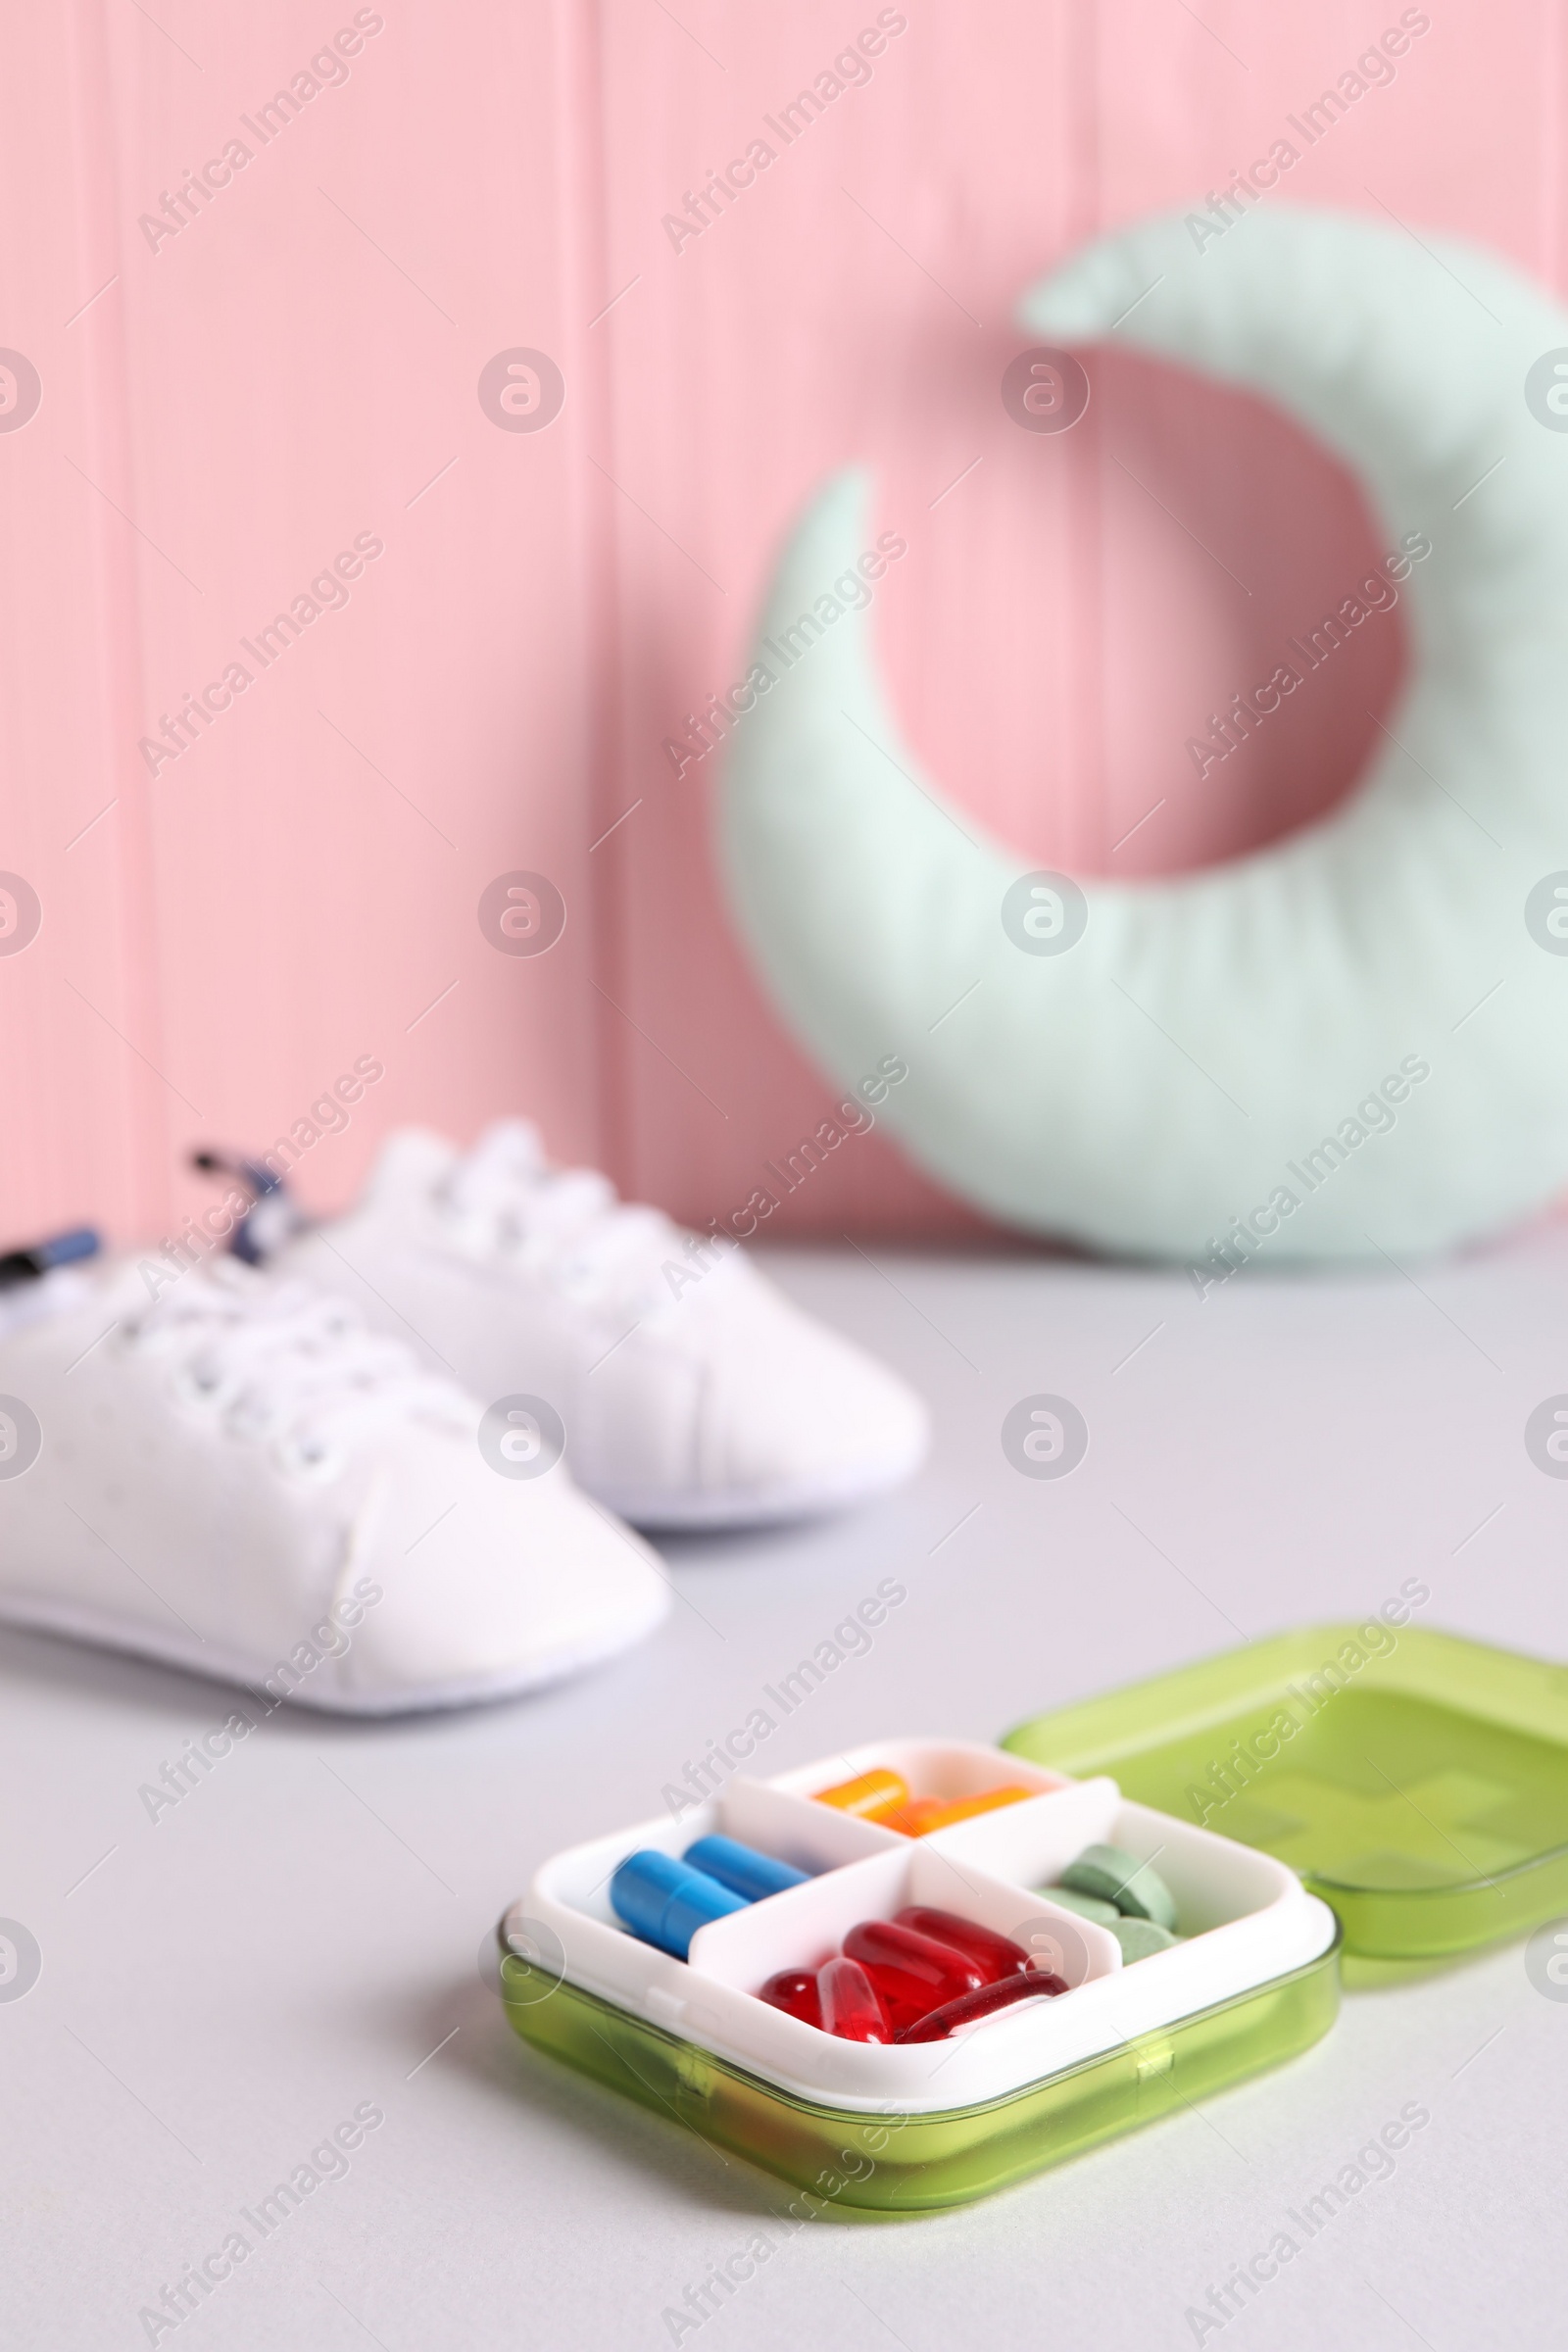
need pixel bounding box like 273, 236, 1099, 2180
0, 1583, 669, 1716
591, 1436, 927, 1531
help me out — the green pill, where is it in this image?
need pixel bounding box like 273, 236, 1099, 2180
1039, 1886, 1118, 1924
1107, 1916, 1181, 1964
1057, 1842, 1179, 1931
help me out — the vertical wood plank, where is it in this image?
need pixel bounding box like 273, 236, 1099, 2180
0, 0, 165, 1244
590, 0, 1085, 1239
4, 0, 612, 1248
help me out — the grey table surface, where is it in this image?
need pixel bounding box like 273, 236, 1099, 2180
7, 1235, 1567, 2351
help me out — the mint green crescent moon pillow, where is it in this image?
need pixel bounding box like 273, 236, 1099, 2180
719, 205, 1568, 1264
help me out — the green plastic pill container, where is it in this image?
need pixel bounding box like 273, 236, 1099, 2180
499, 1624, 1568, 2212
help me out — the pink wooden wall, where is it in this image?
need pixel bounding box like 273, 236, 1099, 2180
0, 1, 1549, 1250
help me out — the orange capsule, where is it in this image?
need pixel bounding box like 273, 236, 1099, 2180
813, 1767, 908, 1820
897, 1786, 1035, 1837
873, 1797, 951, 1837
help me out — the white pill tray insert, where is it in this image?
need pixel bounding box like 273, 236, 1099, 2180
510, 1740, 1338, 2113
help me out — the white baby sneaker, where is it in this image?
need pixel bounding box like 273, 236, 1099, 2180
0, 1249, 668, 1712
256, 1121, 929, 1528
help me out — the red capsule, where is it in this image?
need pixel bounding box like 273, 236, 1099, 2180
842, 1919, 986, 2030
895, 1970, 1069, 2043
816, 1956, 893, 2043
760, 1969, 821, 2028
894, 1907, 1034, 1985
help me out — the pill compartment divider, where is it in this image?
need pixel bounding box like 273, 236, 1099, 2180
763, 1737, 1069, 1810
674, 1807, 1125, 2107
515, 1747, 1337, 2115
521, 1776, 899, 2046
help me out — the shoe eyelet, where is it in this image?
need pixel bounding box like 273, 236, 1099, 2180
273, 1431, 345, 1484
170, 1360, 226, 1410
225, 1393, 283, 1441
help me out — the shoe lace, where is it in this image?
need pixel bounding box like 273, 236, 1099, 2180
436, 1121, 691, 1312
122, 1258, 466, 1475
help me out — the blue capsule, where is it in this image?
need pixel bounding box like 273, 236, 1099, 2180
610, 1850, 749, 1958
683, 1835, 811, 1903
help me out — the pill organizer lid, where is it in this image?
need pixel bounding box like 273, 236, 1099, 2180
1002, 1623, 1568, 1959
